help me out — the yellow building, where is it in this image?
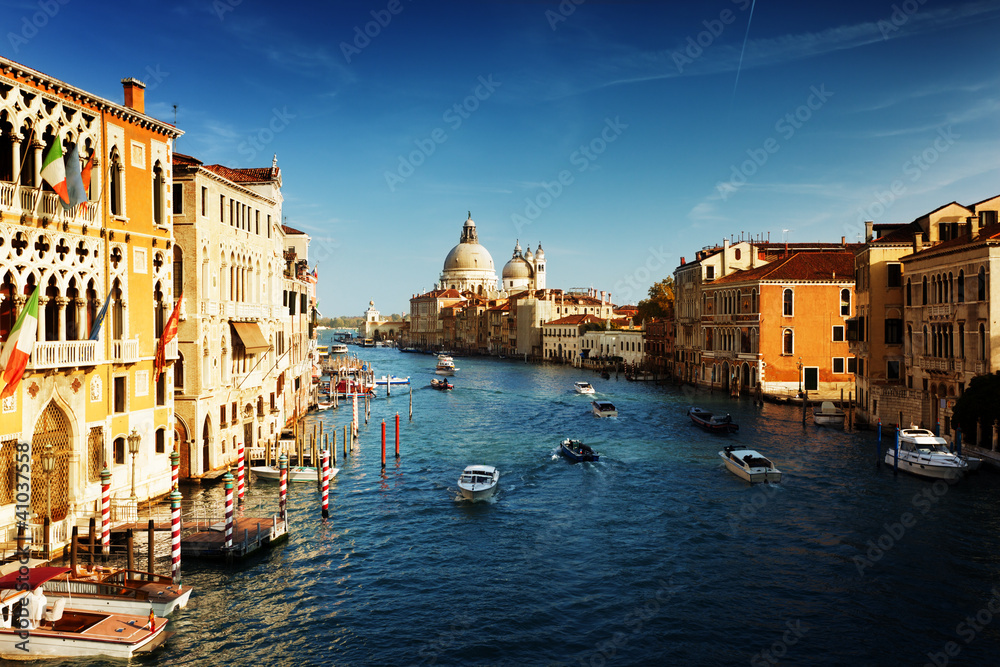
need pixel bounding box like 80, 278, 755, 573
0, 58, 181, 552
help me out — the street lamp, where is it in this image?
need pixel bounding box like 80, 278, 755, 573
127, 428, 141, 501
41, 443, 55, 521
797, 357, 803, 396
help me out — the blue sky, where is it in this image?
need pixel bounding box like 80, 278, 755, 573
4, 0, 999, 315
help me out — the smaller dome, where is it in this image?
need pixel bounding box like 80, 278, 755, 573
535, 243, 544, 259
524, 247, 534, 261
502, 255, 533, 280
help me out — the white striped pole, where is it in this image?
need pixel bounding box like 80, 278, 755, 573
170, 447, 180, 491
352, 393, 359, 442
223, 472, 234, 550
321, 445, 330, 519
170, 488, 182, 585
100, 466, 111, 559
237, 441, 245, 504
278, 453, 288, 522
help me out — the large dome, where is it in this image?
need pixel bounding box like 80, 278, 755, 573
444, 242, 495, 272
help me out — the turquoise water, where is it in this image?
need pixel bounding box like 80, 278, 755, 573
105, 346, 1000, 665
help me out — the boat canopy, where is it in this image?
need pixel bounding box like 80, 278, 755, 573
0, 566, 71, 590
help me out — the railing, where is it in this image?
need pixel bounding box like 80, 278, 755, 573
166, 337, 179, 359
0, 182, 100, 224
112, 339, 140, 363
29, 340, 100, 369
928, 304, 952, 318
0, 181, 14, 208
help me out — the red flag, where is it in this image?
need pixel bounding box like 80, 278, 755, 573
78, 151, 95, 215
154, 294, 183, 381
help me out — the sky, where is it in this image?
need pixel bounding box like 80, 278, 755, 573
4, 0, 1000, 315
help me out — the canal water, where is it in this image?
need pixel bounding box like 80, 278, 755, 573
127, 346, 1000, 665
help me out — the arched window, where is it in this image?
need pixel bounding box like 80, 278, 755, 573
782, 289, 793, 316
922, 276, 928, 305
175, 352, 184, 390
782, 329, 793, 355
152, 161, 164, 225
980, 323, 987, 360
907, 325, 912, 355
109, 149, 122, 216
173, 246, 183, 296
948, 272, 954, 303
957, 270, 965, 302
840, 288, 851, 317
978, 266, 986, 301
751, 288, 758, 313
958, 324, 965, 359
923, 326, 928, 355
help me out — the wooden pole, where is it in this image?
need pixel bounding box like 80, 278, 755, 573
88, 517, 96, 567
329, 432, 335, 466
126, 528, 135, 577
70, 525, 78, 573
409, 384, 413, 421
148, 519, 155, 580
344, 424, 349, 456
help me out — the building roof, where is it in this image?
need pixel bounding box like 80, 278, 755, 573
544, 314, 603, 327
902, 222, 1000, 262
172, 152, 203, 167
710, 251, 855, 285
203, 163, 279, 184
282, 224, 306, 235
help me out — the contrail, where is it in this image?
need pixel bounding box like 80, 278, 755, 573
732, 0, 757, 103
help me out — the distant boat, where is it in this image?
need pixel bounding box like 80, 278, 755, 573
559, 438, 599, 462
435, 355, 456, 375
574, 381, 595, 394
812, 401, 846, 427
314, 401, 333, 411
720, 445, 781, 483
330, 343, 349, 354
592, 400, 617, 418
430, 378, 453, 390
375, 375, 410, 386
457, 465, 499, 500
688, 407, 738, 433
251, 466, 339, 483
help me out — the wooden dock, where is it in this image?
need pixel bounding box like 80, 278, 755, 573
180, 516, 288, 559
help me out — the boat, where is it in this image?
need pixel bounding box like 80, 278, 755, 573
885, 429, 970, 480
0, 567, 171, 660
35, 567, 192, 617
688, 407, 739, 433
574, 381, 595, 394
435, 355, 456, 375
330, 343, 349, 354
592, 400, 617, 418
375, 375, 411, 386
430, 378, 454, 390
720, 445, 781, 483
457, 465, 499, 500
250, 465, 340, 483
559, 438, 599, 462
359, 338, 376, 347
812, 401, 846, 427
332, 378, 375, 397
314, 401, 333, 411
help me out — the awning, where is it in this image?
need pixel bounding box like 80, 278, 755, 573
231, 322, 270, 354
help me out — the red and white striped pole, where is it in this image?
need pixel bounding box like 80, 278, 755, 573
100, 466, 111, 559
170, 488, 182, 585
223, 471, 234, 550
236, 442, 245, 504
352, 393, 359, 442
395, 412, 400, 459
170, 447, 180, 491
278, 453, 288, 522
321, 445, 330, 519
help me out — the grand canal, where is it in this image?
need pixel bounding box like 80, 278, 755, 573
126, 345, 1000, 665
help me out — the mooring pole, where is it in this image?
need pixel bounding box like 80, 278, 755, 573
395, 412, 400, 458
170, 489, 182, 585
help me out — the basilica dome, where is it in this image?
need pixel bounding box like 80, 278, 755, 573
502, 241, 533, 281
438, 213, 499, 296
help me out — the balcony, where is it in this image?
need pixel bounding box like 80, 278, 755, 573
111, 339, 140, 364
28, 340, 100, 369
0, 181, 99, 225
156, 337, 179, 360
928, 304, 952, 319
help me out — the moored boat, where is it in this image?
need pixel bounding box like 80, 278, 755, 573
559, 438, 599, 462
574, 381, 595, 394
33, 568, 192, 617
885, 429, 969, 480
720, 445, 781, 483
375, 375, 411, 386
251, 465, 339, 483
812, 401, 846, 427
688, 407, 738, 433
592, 400, 617, 418
330, 343, 349, 354
457, 465, 499, 500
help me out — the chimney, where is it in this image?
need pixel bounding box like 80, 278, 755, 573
600, 290, 606, 304
121, 77, 146, 114
722, 238, 730, 276
913, 231, 923, 253
970, 215, 980, 239
680, 256, 686, 265
841, 236, 846, 245
864, 221, 874, 243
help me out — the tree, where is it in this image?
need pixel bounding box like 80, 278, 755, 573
634, 277, 675, 324
952, 373, 1000, 443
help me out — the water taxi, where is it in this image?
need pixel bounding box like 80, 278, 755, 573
688, 407, 738, 433
457, 465, 499, 500
885, 429, 970, 480
574, 381, 595, 394
720, 445, 781, 483
592, 400, 617, 418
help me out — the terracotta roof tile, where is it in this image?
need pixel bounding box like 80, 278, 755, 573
710, 251, 855, 284
203, 163, 279, 184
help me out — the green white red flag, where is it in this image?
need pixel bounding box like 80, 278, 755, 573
40, 137, 70, 205
0, 287, 40, 400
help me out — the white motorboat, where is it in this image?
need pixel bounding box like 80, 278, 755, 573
457, 465, 499, 501
885, 429, 969, 480
330, 343, 349, 354
40, 568, 192, 617
592, 400, 617, 418
375, 375, 411, 386
435, 355, 456, 375
314, 401, 333, 411
720, 445, 782, 483
574, 381, 595, 394
251, 465, 340, 483
813, 401, 846, 427
0, 568, 171, 660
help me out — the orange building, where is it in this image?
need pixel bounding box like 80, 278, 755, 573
703, 252, 856, 400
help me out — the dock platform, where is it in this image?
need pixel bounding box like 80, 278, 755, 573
180, 516, 288, 559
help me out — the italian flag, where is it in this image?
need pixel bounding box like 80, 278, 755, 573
40, 136, 69, 205
0, 287, 40, 400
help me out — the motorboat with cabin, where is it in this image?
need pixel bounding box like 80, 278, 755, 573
26, 567, 192, 617
885, 429, 971, 480
574, 381, 595, 394
435, 355, 456, 375
720, 445, 782, 483
457, 465, 499, 500
375, 375, 411, 386
688, 407, 738, 433
812, 401, 846, 427
592, 400, 617, 418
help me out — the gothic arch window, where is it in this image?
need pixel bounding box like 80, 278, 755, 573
980, 323, 987, 360
173, 245, 183, 297
175, 352, 185, 390
840, 289, 851, 317
109, 148, 123, 216
923, 325, 928, 356
19, 122, 36, 186
0, 272, 16, 340
30, 402, 71, 520
922, 276, 928, 305
906, 278, 912, 306
152, 160, 164, 225
111, 278, 124, 340
153, 281, 165, 337
0, 112, 14, 182
978, 266, 986, 301
958, 270, 965, 302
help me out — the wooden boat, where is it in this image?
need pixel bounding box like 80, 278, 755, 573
720, 445, 781, 483
812, 401, 846, 427
885, 429, 969, 480
688, 407, 738, 433
457, 465, 499, 500
592, 400, 617, 418
314, 401, 333, 411
559, 438, 599, 462
0, 567, 171, 660
430, 378, 453, 390
250, 465, 340, 483
37, 567, 192, 617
